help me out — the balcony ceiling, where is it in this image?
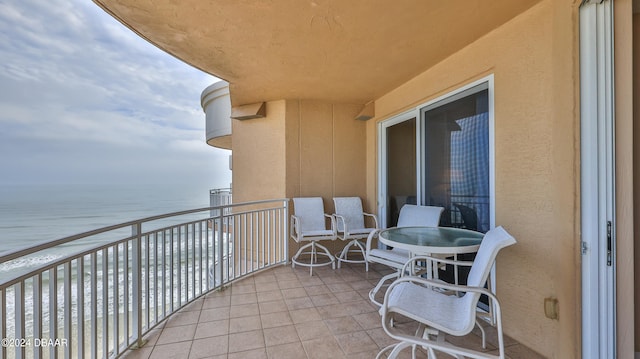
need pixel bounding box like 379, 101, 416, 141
94, 0, 541, 106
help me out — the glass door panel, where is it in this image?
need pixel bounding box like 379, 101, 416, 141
422, 88, 490, 233
386, 118, 416, 227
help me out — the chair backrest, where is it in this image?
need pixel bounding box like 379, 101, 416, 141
292, 197, 327, 232
333, 197, 365, 231
396, 204, 444, 227
466, 226, 516, 287
454, 203, 478, 231
444, 226, 515, 334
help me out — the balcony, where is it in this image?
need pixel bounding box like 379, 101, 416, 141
0, 198, 541, 359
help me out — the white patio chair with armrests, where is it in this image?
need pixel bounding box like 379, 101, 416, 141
365, 204, 444, 307
290, 197, 337, 276
333, 197, 379, 268
378, 226, 516, 359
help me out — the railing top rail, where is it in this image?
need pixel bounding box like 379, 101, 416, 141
0, 198, 288, 264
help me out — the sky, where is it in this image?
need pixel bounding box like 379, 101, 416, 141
0, 0, 232, 189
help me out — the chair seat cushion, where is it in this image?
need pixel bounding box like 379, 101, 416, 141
345, 228, 376, 235
301, 229, 335, 237
369, 248, 410, 264
385, 281, 474, 336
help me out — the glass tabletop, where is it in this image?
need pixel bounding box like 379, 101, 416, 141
378, 226, 484, 254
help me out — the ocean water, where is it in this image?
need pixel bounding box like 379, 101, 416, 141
0, 183, 219, 347
0, 183, 213, 254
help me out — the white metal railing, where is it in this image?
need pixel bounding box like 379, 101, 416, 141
0, 199, 288, 359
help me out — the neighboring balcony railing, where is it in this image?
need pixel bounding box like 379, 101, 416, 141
0, 199, 288, 359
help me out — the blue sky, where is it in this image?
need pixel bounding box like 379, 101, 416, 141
0, 0, 232, 189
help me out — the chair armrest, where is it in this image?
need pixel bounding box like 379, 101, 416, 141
365, 229, 381, 258
324, 213, 337, 236
290, 215, 301, 239
363, 212, 379, 229
385, 276, 499, 305
333, 214, 348, 233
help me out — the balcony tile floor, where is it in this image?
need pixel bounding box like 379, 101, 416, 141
121, 262, 544, 359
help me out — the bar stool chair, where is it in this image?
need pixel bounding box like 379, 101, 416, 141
333, 197, 379, 268
290, 197, 337, 276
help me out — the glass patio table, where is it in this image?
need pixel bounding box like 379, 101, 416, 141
378, 226, 484, 256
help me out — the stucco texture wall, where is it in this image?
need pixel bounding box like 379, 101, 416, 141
233, 99, 369, 259
368, 1, 579, 357
633, 9, 640, 355
285, 100, 369, 255
232, 100, 288, 203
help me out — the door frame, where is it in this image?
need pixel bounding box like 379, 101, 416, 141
579, 1, 616, 358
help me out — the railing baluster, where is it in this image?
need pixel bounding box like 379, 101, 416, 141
242, 214, 247, 275
63, 262, 71, 359
205, 222, 210, 291
162, 230, 167, 318
177, 226, 183, 308
132, 223, 142, 349
169, 229, 175, 314
1, 289, 6, 359
191, 222, 196, 299
154, 232, 159, 325
101, 249, 108, 358
261, 211, 265, 269
123, 241, 129, 348
49, 267, 57, 359
267, 210, 272, 265
33, 274, 42, 359
112, 244, 119, 355
217, 214, 223, 287
250, 212, 255, 272
284, 200, 289, 263
145, 233, 150, 330
228, 215, 232, 280
91, 253, 97, 359
77, 257, 85, 359
198, 221, 203, 295
14, 282, 24, 359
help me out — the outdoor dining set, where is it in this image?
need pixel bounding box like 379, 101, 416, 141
289, 197, 516, 359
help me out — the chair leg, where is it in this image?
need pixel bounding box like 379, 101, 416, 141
291, 241, 335, 276
336, 239, 367, 268
475, 319, 487, 349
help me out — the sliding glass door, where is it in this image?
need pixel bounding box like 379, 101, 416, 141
379, 114, 417, 228
379, 77, 494, 233
421, 84, 491, 232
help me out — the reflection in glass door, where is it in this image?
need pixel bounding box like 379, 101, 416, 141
422, 86, 490, 233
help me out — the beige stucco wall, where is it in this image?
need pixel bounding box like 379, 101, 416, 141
614, 1, 634, 357
635, 11, 640, 354
233, 99, 368, 257
285, 100, 368, 255
367, 1, 579, 357
232, 100, 288, 203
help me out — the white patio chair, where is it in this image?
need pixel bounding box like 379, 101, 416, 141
290, 197, 337, 276
366, 204, 444, 306
378, 226, 516, 359
333, 197, 379, 268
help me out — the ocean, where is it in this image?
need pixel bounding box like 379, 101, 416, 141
0, 183, 220, 348
0, 183, 214, 255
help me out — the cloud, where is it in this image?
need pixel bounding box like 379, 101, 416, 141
0, 0, 231, 189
